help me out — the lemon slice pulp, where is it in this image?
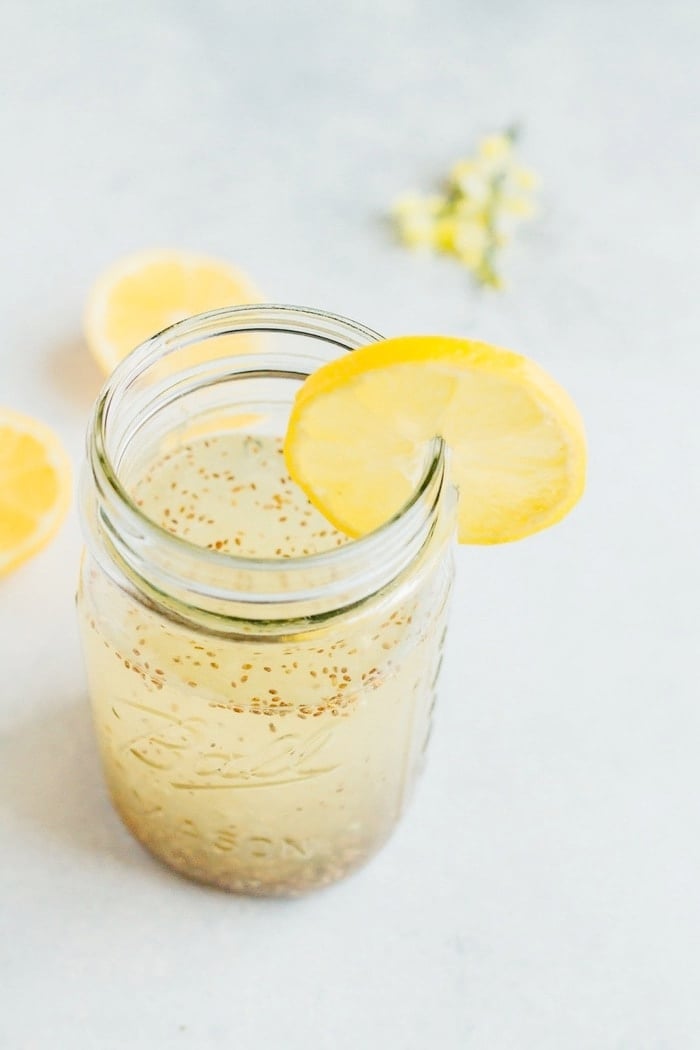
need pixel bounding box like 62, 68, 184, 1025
0, 408, 72, 575
284, 336, 586, 544
84, 249, 262, 374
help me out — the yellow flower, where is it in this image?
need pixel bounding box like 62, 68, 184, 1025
450, 161, 491, 204
450, 159, 479, 181
501, 194, 537, 218
390, 127, 539, 287
392, 192, 441, 217
433, 216, 459, 252
396, 216, 435, 248
453, 199, 488, 223
491, 210, 515, 245
392, 193, 442, 248
511, 166, 540, 191
454, 220, 489, 268
478, 133, 513, 165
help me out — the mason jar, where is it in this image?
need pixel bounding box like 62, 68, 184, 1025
77, 305, 456, 896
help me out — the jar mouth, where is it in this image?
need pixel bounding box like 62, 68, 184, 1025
84, 304, 450, 624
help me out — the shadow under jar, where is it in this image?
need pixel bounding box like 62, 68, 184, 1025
77, 305, 456, 896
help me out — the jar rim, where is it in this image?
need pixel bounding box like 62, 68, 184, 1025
84, 304, 450, 624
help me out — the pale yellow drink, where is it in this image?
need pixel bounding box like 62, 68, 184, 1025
79, 430, 452, 894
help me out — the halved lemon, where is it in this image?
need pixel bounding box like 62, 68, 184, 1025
84, 249, 263, 374
0, 408, 72, 576
284, 336, 586, 544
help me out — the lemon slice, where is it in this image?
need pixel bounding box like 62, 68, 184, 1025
84, 249, 263, 374
0, 408, 72, 575
284, 336, 586, 544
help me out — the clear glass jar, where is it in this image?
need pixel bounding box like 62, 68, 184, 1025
77, 305, 456, 896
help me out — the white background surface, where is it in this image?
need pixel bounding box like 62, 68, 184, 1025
1, 2, 698, 1047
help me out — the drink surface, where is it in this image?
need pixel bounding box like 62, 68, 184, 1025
79, 427, 450, 894
131, 432, 348, 558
